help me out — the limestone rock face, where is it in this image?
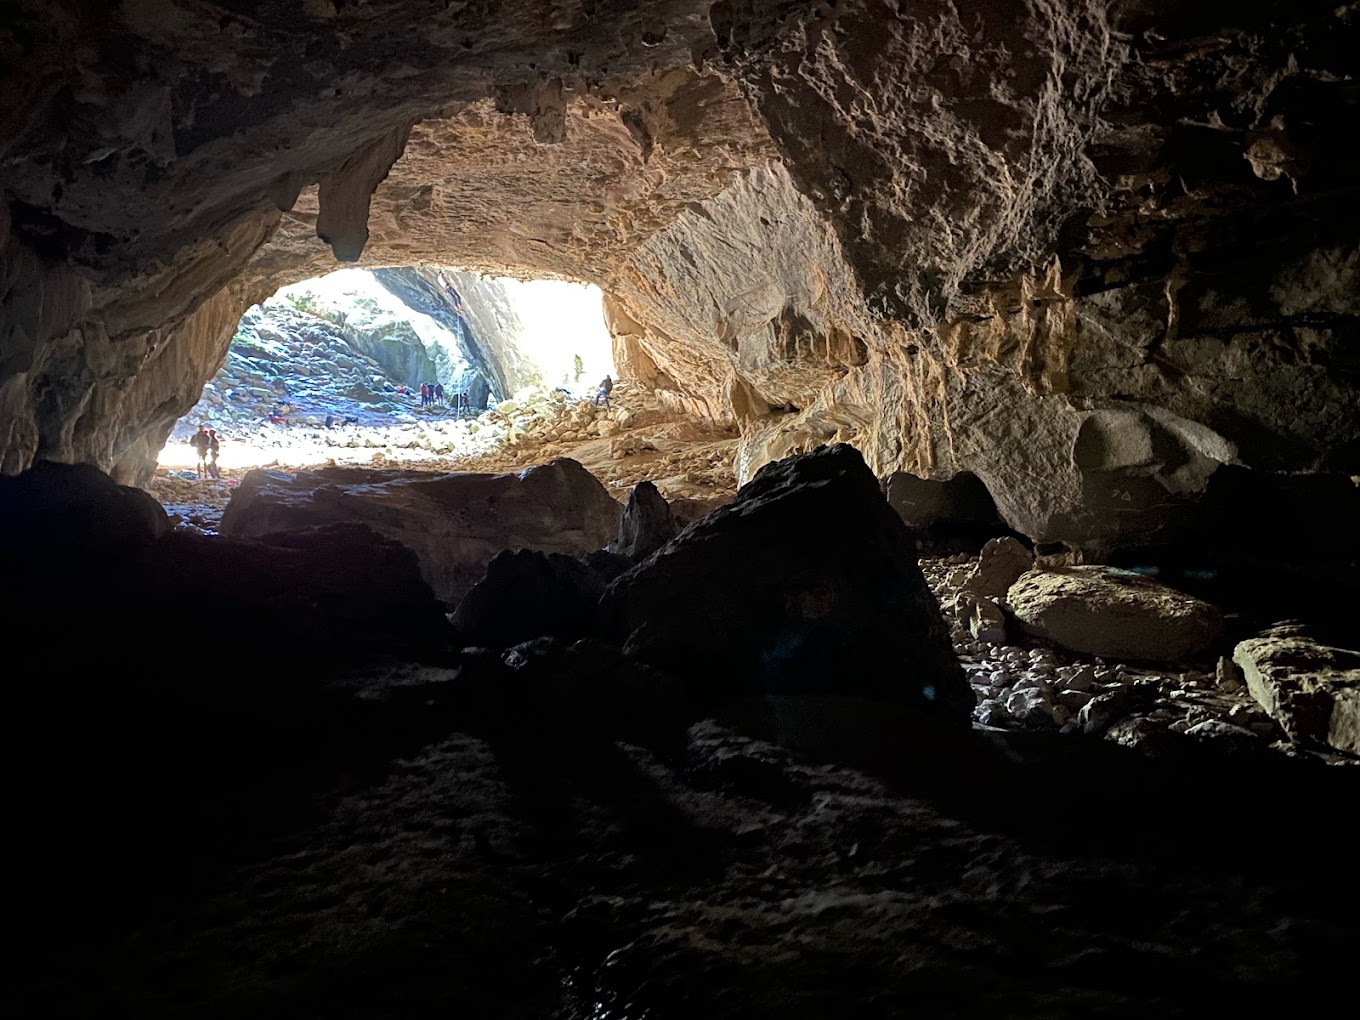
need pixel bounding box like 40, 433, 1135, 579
601, 444, 972, 721
371, 268, 541, 400
220, 459, 621, 606
1235, 630, 1360, 755
1007, 567, 1225, 663
1, 2, 1359, 554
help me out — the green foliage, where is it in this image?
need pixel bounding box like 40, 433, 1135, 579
282, 290, 323, 316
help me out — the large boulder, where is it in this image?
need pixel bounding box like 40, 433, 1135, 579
1235, 628, 1360, 755
607, 481, 679, 560
600, 444, 972, 722
885, 471, 1000, 529
221, 459, 622, 606
144, 523, 453, 660
1007, 566, 1224, 663
450, 549, 610, 649
0, 461, 168, 566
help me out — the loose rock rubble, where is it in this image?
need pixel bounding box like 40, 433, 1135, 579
920, 554, 1357, 764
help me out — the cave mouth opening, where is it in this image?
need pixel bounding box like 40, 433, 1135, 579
155, 266, 617, 489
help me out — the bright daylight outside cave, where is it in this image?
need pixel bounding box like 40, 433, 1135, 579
2, 2, 1358, 1017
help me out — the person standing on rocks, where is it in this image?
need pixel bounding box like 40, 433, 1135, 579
434, 382, 445, 406
419, 383, 428, 407
207, 429, 221, 479
188, 426, 211, 478
595, 374, 613, 409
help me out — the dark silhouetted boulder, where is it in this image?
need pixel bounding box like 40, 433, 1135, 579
608, 480, 679, 559
0, 461, 168, 566
601, 444, 973, 722
450, 549, 610, 648
221, 459, 621, 606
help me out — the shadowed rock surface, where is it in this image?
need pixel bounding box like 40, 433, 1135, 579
608, 479, 679, 560
221, 458, 622, 606
603, 444, 973, 719
451, 549, 612, 649
4, 3, 1360, 1015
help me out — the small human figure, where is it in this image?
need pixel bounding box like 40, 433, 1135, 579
434, 383, 445, 405
460, 391, 469, 418
419, 383, 429, 406
594, 374, 613, 409
188, 426, 211, 478
207, 429, 221, 479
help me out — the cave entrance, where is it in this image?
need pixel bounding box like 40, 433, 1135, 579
155, 267, 616, 490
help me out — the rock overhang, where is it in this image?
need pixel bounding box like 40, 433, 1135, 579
1, 0, 1358, 555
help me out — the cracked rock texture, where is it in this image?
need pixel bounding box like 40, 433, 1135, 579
1236, 627, 1360, 755
2, 1, 1358, 552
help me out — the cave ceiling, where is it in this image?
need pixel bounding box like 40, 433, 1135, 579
1, 0, 1357, 547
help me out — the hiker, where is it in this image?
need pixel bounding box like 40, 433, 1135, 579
419, 383, 429, 406
434, 383, 445, 405
188, 426, 211, 478
459, 391, 470, 417
594, 374, 613, 409
206, 429, 221, 479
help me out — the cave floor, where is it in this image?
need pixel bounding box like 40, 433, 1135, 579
150, 381, 739, 535
12, 663, 1357, 1019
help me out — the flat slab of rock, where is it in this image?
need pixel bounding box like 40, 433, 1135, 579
1006, 566, 1223, 663
1235, 631, 1360, 755
601, 444, 973, 722
221, 459, 621, 606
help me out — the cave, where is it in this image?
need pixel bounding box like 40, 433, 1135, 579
3, 2, 1359, 1016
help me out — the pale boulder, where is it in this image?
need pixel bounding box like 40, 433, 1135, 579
1006, 566, 1223, 662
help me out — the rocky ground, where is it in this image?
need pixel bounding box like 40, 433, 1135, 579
7, 446, 1359, 1019
920, 554, 1355, 766
153, 378, 740, 534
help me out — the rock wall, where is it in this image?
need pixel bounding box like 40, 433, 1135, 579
2, 0, 1358, 548
372, 267, 542, 400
